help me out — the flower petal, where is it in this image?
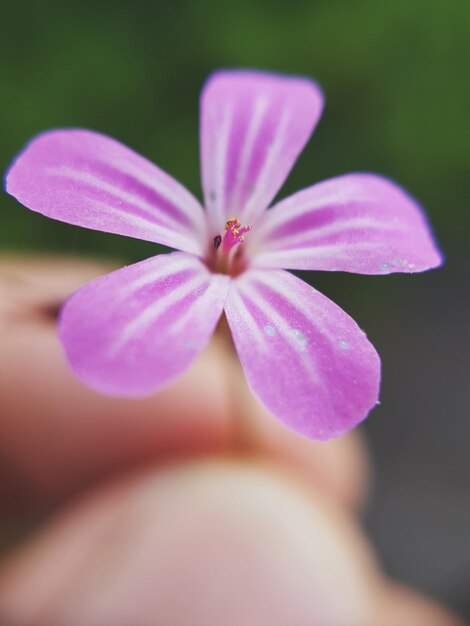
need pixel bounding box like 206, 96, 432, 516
200, 70, 324, 232
253, 173, 443, 274
224, 269, 380, 440
6, 129, 208, 255
60, 252, 230, 396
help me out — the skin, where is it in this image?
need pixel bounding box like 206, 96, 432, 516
0, 255, 464, 626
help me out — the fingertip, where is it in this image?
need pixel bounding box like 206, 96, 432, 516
0, 460, 378, 626
371, 582, 465, 626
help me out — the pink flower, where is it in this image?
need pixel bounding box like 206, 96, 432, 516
5, 70, 442, 440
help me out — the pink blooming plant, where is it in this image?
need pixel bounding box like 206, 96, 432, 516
5, 71, 442, 440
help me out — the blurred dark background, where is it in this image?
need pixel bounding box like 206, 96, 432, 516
1, 0, 469, 617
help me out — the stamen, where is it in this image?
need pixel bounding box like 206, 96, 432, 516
221, 217, 252, 253
225, 217, 241, 230
208, 216, 253, 276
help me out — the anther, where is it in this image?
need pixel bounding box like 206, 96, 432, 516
225, 217, 241, 230
219, 217, 252, 253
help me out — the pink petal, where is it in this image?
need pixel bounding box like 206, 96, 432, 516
6, 129, 207, 255
200, 70, 324, 232
224, 269, 380, 440
60, 252, 229, 396
253, 173, 443, 274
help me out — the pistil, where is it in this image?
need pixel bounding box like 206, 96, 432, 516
209, 216, 252, 276
221, 217, 253, 253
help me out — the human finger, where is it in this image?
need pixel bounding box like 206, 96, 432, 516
0, 459, 379, 626
1, 460, 463, 626
0, 256, 231, 511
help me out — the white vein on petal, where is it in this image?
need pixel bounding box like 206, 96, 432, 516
262, 217, 404, 251
248, 270, 345, 341
116, 255, 203, 302
207, 104, 232, 230
97, 153, 206, 233
242, 109, 291, 224
169, 274, 229, 336
255, 240, 381, 267
263, 188, 411, 235
77, 200, 195, 251
235, 275, 319, 381
226, 284, 269, 354
108, 273, 207, 357
48, 166, 187, 232
229, 96, 269, 214
265, 191, 356, 230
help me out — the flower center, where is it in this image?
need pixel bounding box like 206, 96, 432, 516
207, 216, 252, 276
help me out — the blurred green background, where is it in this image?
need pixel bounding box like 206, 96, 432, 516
1, 0, 468, 260
1, 0, 469, 617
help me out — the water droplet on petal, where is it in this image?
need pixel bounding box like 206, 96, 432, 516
193, 285, 207, 298
264, 325, 276, 337
381, 262, 391, 270
290, 328, 308, 348
339, 339, 349, 350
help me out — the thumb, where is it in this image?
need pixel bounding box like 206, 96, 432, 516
0, 460, 378, 626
